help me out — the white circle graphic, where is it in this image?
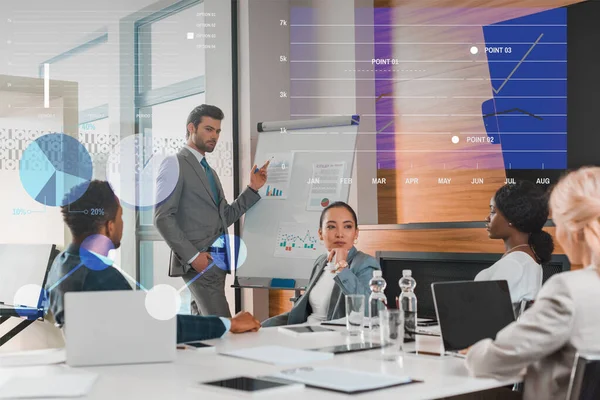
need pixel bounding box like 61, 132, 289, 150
145, 284, 181, 321
14, 284, 43, 308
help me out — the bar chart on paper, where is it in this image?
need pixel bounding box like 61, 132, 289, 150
259, 152, 294, 200
274, 222, 324, 259
264, 185, 284, 197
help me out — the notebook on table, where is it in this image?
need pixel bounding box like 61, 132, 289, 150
219, 345, 334, 366
263, 366, 420, 394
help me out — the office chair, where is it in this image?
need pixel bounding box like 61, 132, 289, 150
566, 352, 600, 400
515, 299, 535, 320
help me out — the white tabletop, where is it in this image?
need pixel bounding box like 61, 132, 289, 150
77, 325, 519, 400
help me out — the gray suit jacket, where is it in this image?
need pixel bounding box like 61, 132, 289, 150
263, 247, 381, 327
154, 147, 260, 276
466, 266, 600, 400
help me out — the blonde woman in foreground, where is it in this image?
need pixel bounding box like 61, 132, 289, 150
464, 167, 600, 400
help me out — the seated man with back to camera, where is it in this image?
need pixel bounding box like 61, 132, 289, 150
45, 180, 261, 342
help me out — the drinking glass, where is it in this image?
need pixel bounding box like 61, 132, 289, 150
345, 294, 365, 336
380, 309, 404, 361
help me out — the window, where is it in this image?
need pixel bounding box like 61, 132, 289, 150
138, 93, 205, 226
140, 241, 193, 314
135, 0, 209, 287
42, 33, 112, 121
79, 118, 112, 180
42, 33, 114, 182
138, 2, 206, 90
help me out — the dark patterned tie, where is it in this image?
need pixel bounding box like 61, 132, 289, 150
200, 157, 220, 203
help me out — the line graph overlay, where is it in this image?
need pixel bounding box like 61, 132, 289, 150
483, 7, 567, 170
492, 33, 544, 94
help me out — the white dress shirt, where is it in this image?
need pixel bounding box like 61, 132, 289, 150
185, 144, 206, 165
307, 265, 337, 324
475, 251, 542, 303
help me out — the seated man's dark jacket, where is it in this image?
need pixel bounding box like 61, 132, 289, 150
45, 244, 226, 343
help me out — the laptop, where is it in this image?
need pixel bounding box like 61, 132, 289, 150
432, 280, 516, 357
0, 244, 57, 310
64, 290, 177, 367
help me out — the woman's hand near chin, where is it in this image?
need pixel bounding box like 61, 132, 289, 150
327, 248, 349, 263
327, 248, 350, 273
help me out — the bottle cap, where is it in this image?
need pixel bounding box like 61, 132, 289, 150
402, 269, 412, 277
373, 270, 382, 277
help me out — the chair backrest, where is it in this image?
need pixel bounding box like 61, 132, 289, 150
515, 299, 535, 320
542, 262, 567, 284
566, 352, 600, 400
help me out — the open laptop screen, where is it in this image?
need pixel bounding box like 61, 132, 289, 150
432, 280, 515, 352
0, 244, 56, 308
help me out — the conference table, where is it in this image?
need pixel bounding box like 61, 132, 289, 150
82, 324, 520, 400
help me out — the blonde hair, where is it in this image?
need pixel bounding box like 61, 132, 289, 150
550, 167, 600, 270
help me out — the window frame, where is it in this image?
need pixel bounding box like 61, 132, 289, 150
134, 0, 209, 290
39, 29, 110, 125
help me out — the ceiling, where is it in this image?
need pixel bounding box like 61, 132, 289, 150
0, 0, 164, 77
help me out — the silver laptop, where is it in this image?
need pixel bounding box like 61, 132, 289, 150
64, 290, 177, 367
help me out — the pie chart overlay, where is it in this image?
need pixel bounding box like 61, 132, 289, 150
19, 133, 93, 206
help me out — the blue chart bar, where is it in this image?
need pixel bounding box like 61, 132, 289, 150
482, 8, 567, 170
266, 186, 283, 197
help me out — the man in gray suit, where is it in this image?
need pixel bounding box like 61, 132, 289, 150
154, 104, 268, 317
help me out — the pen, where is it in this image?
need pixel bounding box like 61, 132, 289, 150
255, 157, 274, 173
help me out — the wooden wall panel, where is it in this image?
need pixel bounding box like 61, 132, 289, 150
370, 0, 583, 225
269, 226, 579, 317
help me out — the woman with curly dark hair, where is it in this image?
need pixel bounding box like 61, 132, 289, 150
477, 180, 554, 304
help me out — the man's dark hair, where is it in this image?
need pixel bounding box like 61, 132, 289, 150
495, 180, 554, 263
319, 201, 358, 228
186, 104, 224, 138
61, 180, 119, 239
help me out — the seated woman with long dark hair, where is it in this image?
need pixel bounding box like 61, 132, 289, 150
263, 202, 380, 327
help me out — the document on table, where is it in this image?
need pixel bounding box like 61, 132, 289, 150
220, 345, 334, 366
0, 348, 66, 367
321, 317, 370, 328
264, 366, 418, 394
0, 365, 97, 398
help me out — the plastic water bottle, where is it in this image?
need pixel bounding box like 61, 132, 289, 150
399, 270, 417, 339
368, 270, 387, 330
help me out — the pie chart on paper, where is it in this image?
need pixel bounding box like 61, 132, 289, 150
19, 133, 93, 207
